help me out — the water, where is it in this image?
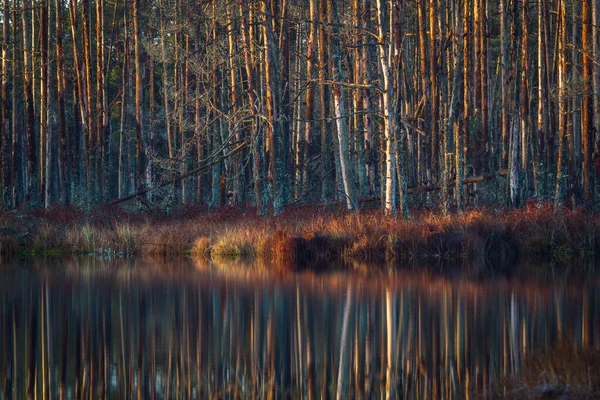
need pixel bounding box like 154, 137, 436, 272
0, 258, 598, 399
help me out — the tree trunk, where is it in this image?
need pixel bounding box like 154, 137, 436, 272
376, 0, 397, 216
81, 0, 95, 197
240, 3, 267, 214
1, 0, 9, 205
133, 0, 147, 194
555, 0, 567, 209
261, 0, 285, 215
509, 0, 522, 208
329, 0, 358, 211
23, 0, 36, 204
68, 0, 90, 194
500, 0, 510, 168
594, 0, 600, 197
582, 0, 592, 202
56, 0, 68, 203
41, 0, 49, 206
445, 14, 464, 214
480, 0, 489, 173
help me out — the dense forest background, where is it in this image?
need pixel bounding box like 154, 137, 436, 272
0, 0, 599, 215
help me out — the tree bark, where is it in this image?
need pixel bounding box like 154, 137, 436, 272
555, 0, 567, 209
329, 0, 358, 211
582, 0, 593, 202
133, 0, 147, 195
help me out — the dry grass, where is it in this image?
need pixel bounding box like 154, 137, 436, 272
2, 205, 598, 269
486, 343, 600, 399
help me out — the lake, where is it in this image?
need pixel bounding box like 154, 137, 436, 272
0, 258, 598, 399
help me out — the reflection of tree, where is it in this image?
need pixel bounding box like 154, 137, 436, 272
0, 265, 597, 398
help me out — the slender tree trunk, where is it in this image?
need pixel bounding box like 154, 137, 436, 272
56, 0, 68, 203
319, 0, 334, 201
240, 4, 267, 214
582, 0, 592, 202
23, 0, 36, 203
118, 4, 129, 199
41, 0, 49, 206
11, 0, 19, 205
429, 0, 439, 182
329, 0, 358, 211
96, 0, 107, 200
261, 0, 285, 214
445, 14, 464, 214
81, 0, 95, 197
376, 0, 397, 216
500, 0, 510, 168
68, 0, 90, 194
537, 0, 548, 198
227, 4, 243, 206
300, 0, 318, 200
480, 0, 489, 172
555, 0, 567, 209
509, 0, 522, 208
133, 0, 147, 194
1, 0, 9, 205
593, 0, 600, 197
521, 0, 530, 196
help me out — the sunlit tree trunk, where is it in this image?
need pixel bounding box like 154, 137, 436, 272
81, 0, 95, 197
417, 0, 430, 184
521, 0, 531, 196
261, 0, 285, 214
555, 0, 567, 209
56, 0, 68, 203
227, 4, 243, 207
429, 0, 439, 182
445, 15, 463, 214
68, 0, 89, 195
299, 0, 318, 201
376, 0, 397, 216
479, 0, 489, 173
582, 0, 593, 203
536, 0, 549, 198
594, 0, 600, 196
41, 0, 50, 207
96, 0, 107, 200
241, 3, 267, 215
23, 0, 36, 203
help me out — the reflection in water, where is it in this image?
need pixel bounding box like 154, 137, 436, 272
0, 258, 598, 399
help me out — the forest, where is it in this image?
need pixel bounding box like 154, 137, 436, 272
0, 0, 599, 216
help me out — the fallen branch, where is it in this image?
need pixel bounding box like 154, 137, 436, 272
359, 170, 508, 203
110, 142, 248, 206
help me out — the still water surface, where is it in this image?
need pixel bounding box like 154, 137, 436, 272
0, 258, 598, 399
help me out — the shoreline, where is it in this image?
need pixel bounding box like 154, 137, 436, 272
0, 205, 598, 271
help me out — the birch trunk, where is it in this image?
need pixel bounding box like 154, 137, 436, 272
376, 0, 397, 216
